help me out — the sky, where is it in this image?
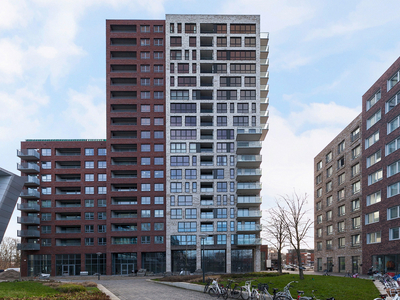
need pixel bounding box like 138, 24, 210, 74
1, 0, 400, 246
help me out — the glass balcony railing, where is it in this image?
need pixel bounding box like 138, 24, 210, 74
237, 182, 262, 190
17, 230, 40, 237
17, 243, 40, 251
20, 189, 40, 199
237, 224, 262, 231
237, 196, 262, 205
18, 203, 40, 211
17, 163, 40, 173
17, 216, 40, 224
17, 149, 40, 160
237, 169, 262, 176
237, 210, 262, 218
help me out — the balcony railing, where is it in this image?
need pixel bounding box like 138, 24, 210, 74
17, 163, 40, 173
237, 224, 262, 232
18, 203, 40, 212
17, 230, 40, 237
17, 216, 40, 225
233, 237, 262, 246
17, 149, 40, 160
237, 210, 262, 218
237, 196, 262, 205
237, 169, 262, 176
17, 243, 40, 251
24, 176, 40, 186
20, 189, 40, 199
237, 182, 262, 190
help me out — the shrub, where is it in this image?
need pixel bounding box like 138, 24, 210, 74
54, 284, 86, 293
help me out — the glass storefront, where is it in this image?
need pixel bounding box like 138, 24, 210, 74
231, 249, 253, 273
203, 249, 226, 273
372, 254, 400, 274
142, 252, 166, 273
55, 254, 81, 276
27, 254, 51, 276
172, 250, 197, 273
112, 253, 137, 275
338, 257, 345, 273
85, 253, 106, 275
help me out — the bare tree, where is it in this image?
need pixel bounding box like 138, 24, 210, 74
0, 237, 20, 270
262, 207, 288, 273
277, 192, 312, 280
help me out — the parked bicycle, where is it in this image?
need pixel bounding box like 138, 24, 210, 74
223, 279, 241, 299
208, 278, 227, 298
204, 278, 213, 293
297, 290, 335, 300
257, 282, 290, 300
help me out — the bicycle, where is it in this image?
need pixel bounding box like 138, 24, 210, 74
209, 278, 227, 298
322, 269, 330, 276
258, 282, 290, 300
204, 278, 213, 293
275, 281, 298, 300
223, 279, 241, 299
297, 290, 335, 300
240, 280, 259, 300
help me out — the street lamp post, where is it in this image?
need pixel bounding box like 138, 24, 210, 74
200, 234, 207, 283
96, 252, 102, 280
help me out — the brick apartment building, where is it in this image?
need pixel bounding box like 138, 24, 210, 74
285, 249, 314, 267
17, 14, 269, 276
315, 56, 400, 275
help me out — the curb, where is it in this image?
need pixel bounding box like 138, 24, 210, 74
151, 279, 204, 293
97, 283, 120, 300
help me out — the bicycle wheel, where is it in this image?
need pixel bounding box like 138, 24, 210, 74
275, 295, 292, 300
250, 290, 258, 300
231, 285, 242, 299
241, 287, 249, 300
209, 288, 218, 297
221, 287, 228, 299
204, 283, 209, 293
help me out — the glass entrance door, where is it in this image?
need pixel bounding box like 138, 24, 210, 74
62, 265, 75, 276
120, 263, 134, 275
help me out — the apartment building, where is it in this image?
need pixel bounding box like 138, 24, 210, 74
17, 14, 269, 276
314, 56, 400, 275
314, 114, 363, 274
362, 57, 400, 274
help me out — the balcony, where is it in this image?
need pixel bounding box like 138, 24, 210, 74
17, 216, 40, 225
24, 176, 40, 187
17, 163, 40, 174
260, 85, 269, 99
236, 169, 262, 181
237, 182, 262, 194
237, 210, 262, 220
17, 149, 40, 161
17, 243, 40, 251
236, 141, 262, 155
237, 224, 262, 232
18, 203, 40, 212
232, 236, 262, 246
260, 97, 269, 111
17, 230, 40, 237
260, 110, 269, 124
56, 214, 81, 221
237, 196, 262, 207
236, 128, 264, 141
20, 189, 40, 199
237, 155, 262, 168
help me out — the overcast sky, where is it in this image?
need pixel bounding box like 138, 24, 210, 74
1, 0, 399, 244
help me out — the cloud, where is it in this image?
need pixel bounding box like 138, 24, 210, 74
63, 85, 106, 139
0, 0, 31, 31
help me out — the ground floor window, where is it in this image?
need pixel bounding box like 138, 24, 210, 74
27, 254, 51, 276
112, 253, 137, 275
352, 256, 360, 274
85, 253, 106, 275
55, 254, 81, 276
231, 249, 253, 273
338, 257, 345, 273
327, 257, 333, 272
317, 258, 322, 272
142, 252, 166, 273
372, 254, 400, 274
203, 249, 226, 273
172, 250, 196, 273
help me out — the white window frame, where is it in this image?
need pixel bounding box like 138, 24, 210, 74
365, 131, 379, 149
368, 169, 383, 186
366, 191, 381, 206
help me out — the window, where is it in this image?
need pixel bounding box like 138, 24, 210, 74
388, 159, 400, 177
326, 210, 332, 221
154, 157, 164, 165
140, 38, 150, 46
351, 199, 360, 212
141, 197, 151, 205
338, 189, 345, 201
42, 200, 51, 208
326, 166, 333, 178
326, 196, 333, 206
178, 222, 197, 232
171, 156, 189, 166
352, 163, 360, 177
338, 205, 345, 216
338, 237, 345, 248
154, 183, 164, 191
141, 157, 150, 165
388, 205, 400, 220
338, 221, 345, 232
42, 148, 51, 156
141, 223, 151, 231
388, 114, 400, 134
367, 191, 381, 206
154, 38, 163, 46
245, 37, 256, 47
317, 228, 322, 238
352, 145, 361, 159
185, 169, 196, 179
387, 137, 400, 156
85, 187, 94, 194
185, 208, 197, 219
367, 110, 381, 129
41, 213, 51, 221
317, 215, 322, 224
386, 91, 400, 112
154, 52, 164, 60
178, 195, 192, 206
390, 227, 400, 241
338, 173, 345, 185
337, 157, 345, 169
368, 169, 383, 185
141, 236, 151, 244
201, 223, 213, 232
352, 216, 361, 229
351, 127, 360, 142
98, 238, 106, 246
42, 225, 51, 234
141, 65, 150, 72
85, 161, 94, 169
85, 225, 94, 233
365, 131, 379, 149
141, 183, 151, 191
326, 152, 332, 163
85, 199, 94, 207
85, 238, 94, 246
85, 212, 94, 220
217, 116, 227, 126
388, 69, 400, 90
98, 199, 106, 207
140, 51, 150, 59
141, 170, 150, 179
338, 141, 345, 154
98, 161, 106, 168
141, 91, 150, 99
171, 90, 189, 100
217, 103, 227, 113
98, 148, 106, 156
98, 174, 106, 181
98, 187, 106, 194
141, 78, 150, 86
326, 181, 332, 192
171, 182, 182, 193
367, 231, 381, 244
233, 116, 249, 126
154, 223, 164, 231
327, 225, 333, 235
367, 90, 381, 111
42, 187, 51, 195
316, 174, 322, 185
316, 201, 322, 211
367, 149, 381, 167
141, 105, 150, 112
141, 210, 151, 218
317, 242, 322, 251
352, 181, 361, 194
365, 211, 379, 224
170, 129, 196, 140
154, 170, 164, 178
317, 188, 322, 198
154, 144, 164, 152
154, 118, 164, 126
85, 148, 94, 156
42, 174, 51, 182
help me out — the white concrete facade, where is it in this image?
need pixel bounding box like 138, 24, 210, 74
165, 14, 269, 273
